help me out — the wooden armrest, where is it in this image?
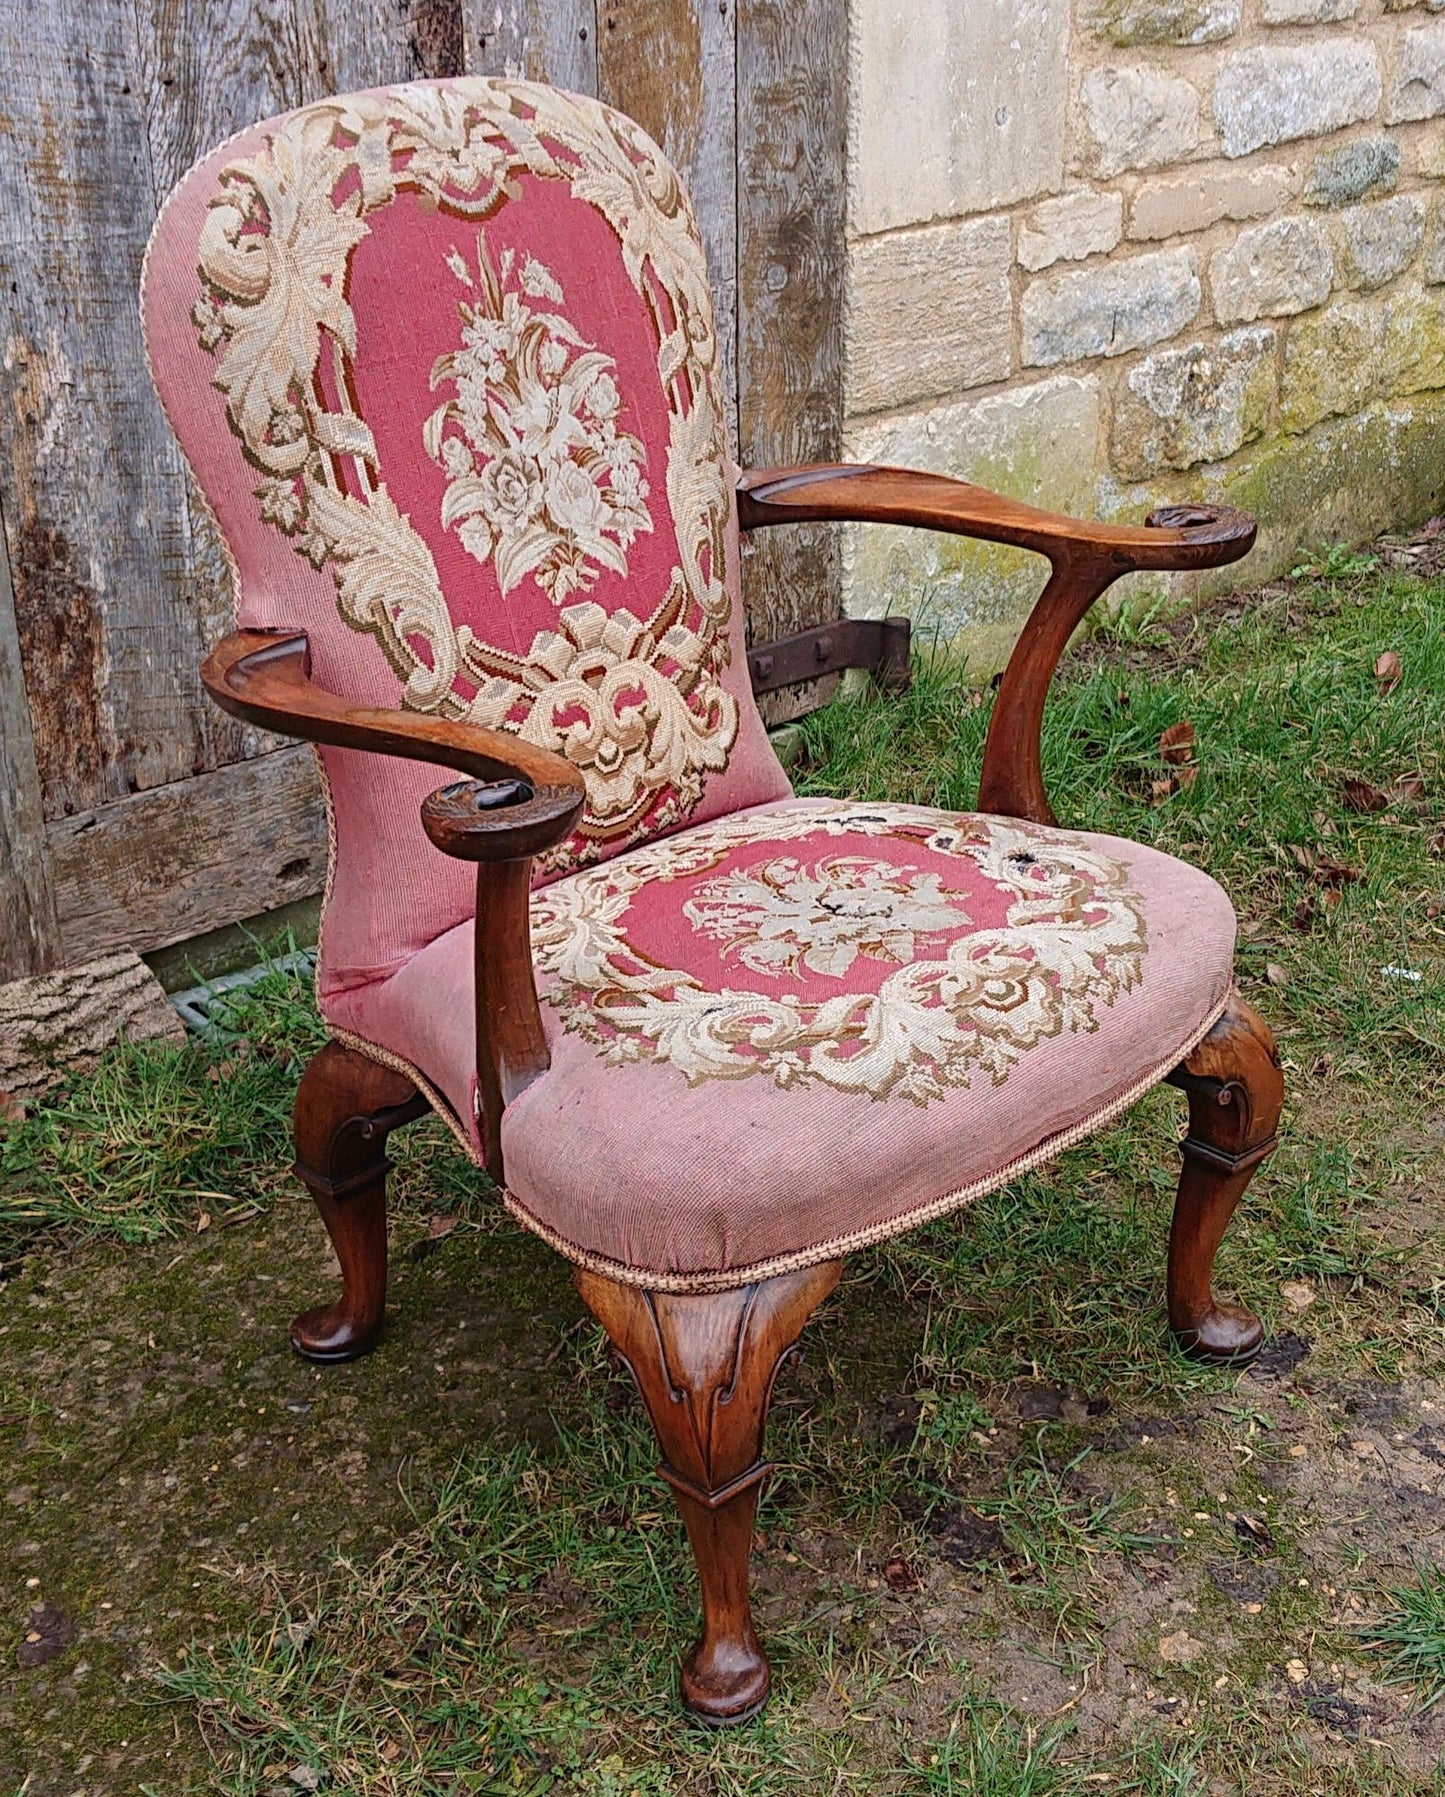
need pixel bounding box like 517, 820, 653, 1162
736, 464, 1256, 575
202, 629, 585, 1182
202, 630, 584, 812
736, 464, 1257, 826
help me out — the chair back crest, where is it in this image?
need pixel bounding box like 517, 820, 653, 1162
142, 78, 786, 990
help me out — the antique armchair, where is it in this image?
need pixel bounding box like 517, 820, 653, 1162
142, 78, 1281, 1724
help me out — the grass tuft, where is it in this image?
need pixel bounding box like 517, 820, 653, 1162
1365, 1562, 1445, 1711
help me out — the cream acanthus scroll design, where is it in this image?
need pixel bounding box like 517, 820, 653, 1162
191, 79, 738, 855
530, 805, 1150, 1103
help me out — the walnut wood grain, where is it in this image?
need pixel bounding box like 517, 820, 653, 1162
1163, 991, 1283, 1365
418, 778, 584, 1177
737, 465, 1256, 825
575, 1260, 842, 1723
201, 630, 585, 808
291, 1039, 429, 1361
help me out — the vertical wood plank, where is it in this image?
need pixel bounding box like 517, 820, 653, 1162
461, 0, 597, 91
0, 1, 229, 817
292, 0, 416, 92
132, 1, 308, 770
736, 0, 846, 701
596, 0, 737, 431
0, 498, 60, 980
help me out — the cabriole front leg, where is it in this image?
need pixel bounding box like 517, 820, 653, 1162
575, 1260, 842, 1723
290, 1039, 428, 1362
1163, 992, 1284, 1366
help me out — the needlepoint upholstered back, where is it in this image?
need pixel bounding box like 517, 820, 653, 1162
141, 79, 788, 997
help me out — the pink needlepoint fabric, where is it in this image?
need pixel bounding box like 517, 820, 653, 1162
328, 800, 1237, 1287
140, 79, 788, 999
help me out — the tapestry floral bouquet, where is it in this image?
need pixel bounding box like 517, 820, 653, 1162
425, 232, 654, 604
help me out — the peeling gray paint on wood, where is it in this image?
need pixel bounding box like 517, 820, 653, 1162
47, 746, 328, 963
0, 0, 844, 979
462, 0, 597, 90
737, 0, 847, 718
0, 492, 61, 979
0, 2, 232, 818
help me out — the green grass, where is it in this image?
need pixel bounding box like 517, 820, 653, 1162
4, 560, 1444, 1792
0, 951, 489, 1252
1367, 1563, 1445, 1712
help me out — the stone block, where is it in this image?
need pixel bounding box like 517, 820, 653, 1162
1386, 21, 1445, 123
846, 217, 1013, 415
850, 0, 1070, 234
1022, 248, 1201, 365
1260, 0, 1356, 19
1424, 198, 1445, 281
1018, 190, 1124, 271
1210, 216, 1334, 322
1210, 393, 1445, 591
1212, 43, 1382, 158
1081, 65, 1201, 178
842, 376, 1102, 658
1383, 284, 1445, 390
1092, 0, 1241, 43
1129, 165, 1294, 239
1415, 132, 1445, 178
1332, 194, 1426, 289
1110, 327, 1276, 478
1304, 136, 1401, 207
1279, 300, 1384, 430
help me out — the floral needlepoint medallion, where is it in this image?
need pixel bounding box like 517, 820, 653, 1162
426, 233, 654, 603
531, 803, 1149, 1102
190, 80, 741, 866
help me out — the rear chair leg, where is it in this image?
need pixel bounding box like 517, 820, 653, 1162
575, 1259, 842, 1724
1164, 991, 1284, 1366
291, 1039, 427, 1363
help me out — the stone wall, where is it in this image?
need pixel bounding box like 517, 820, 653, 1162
844, 0, 1445, 662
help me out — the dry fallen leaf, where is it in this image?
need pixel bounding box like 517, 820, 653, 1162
1374, 650, 1402, 694
1159, 1629, 1203, 1663
1281, 1280, 1317, 1314
882, 1555, 923, 1593
1159, 720, 1196, 765
427, 1214, 458, 1240
1265, 962, 1290, 988
1313, 854, 1363, 887
1342, 777, 1390, 814
1292, 897, 1315, 933
1393, 774, 1425, 802
196, 1211, 212, 1233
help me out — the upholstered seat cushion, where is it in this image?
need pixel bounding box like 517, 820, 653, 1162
326, 798, 1236, 1290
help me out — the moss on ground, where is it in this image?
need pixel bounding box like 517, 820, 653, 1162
2, 543, 1442, 1794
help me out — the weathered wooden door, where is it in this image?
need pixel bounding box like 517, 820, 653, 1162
0, 0, 845, 983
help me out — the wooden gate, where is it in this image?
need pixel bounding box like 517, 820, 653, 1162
0, 0, 846, 984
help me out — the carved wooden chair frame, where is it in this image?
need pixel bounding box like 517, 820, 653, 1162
201, 467, 1280, 1724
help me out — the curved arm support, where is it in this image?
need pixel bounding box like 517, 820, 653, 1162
736, 465, 1256, 825
420, 780, 583, 1181
201, 630, 585, 817
201, 629, 587, 1183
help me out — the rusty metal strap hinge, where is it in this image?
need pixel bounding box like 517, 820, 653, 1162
747, 617, 911, 696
